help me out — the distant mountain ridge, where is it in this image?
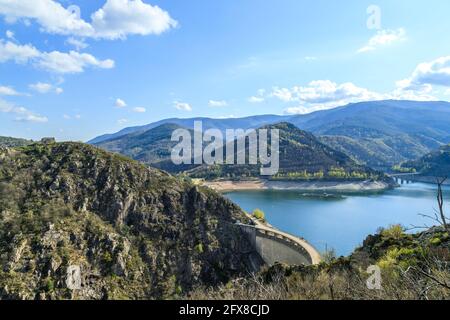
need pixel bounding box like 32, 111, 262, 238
94, 123, 197, 173
186, 122, 387, 182
89, 100, 450, 167
94, 122, 390, 184
0, 136, 33, 148
89, 115, 291, 144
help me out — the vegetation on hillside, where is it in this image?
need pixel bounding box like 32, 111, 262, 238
0, 142, 258, 299
187, 123, 389, 183
94, 123, 197, 173
399, 144, 450, 177
0, 141, 448, 300
0, 136, 33, 148
90, 100, 450, 168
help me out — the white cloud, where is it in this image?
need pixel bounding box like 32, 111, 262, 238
284, 105, 328, 115
254, 57, 450, 115
304, 56, 317, 61
0, 85, 19, 96
29, 82, 63, 94
389, 56, 450, 101
0, 0, 177, 40
133, 107, 146, 113
63, 114, 81, 120
0, 39, 114, 74
174, 101, 192, 111
37, 50, 114, 73
15, 114, 49, 123
66, 37, 88, 51
248, 89, 266, 103
0, 39, 40, 63
208, 100, 228, 107
5, 30, 14, 39
0, 0, 93, 35
403, 56, 450, 87
0, 98, 48, 123
358, 28, 406, 53
90, 0, 178, 40
29, 82, 50, 93
248, 96, 264, 103
115, 98, 127, 108
277, 77, 440, 114
117, 118, 128, 125
271, 80, 383, 110
271, 87, 293, 102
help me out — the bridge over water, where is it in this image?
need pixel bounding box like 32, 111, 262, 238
388, 173, 421, 185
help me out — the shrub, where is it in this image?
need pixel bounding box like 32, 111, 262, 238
430, 237, 442, 246
45, 278, 55, 292
195, 243, 204, 254
381, 224, 404, 240
253, 209, 265, 221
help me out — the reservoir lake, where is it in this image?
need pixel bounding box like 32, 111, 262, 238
225, 183, 450, 256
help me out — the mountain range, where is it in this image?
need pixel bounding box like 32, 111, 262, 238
94, 122, 388, 183
89, 100, 450, 168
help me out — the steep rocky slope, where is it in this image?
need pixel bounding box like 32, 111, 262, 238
0, 142, 258, 300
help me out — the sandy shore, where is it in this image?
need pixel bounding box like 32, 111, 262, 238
202, 179, 393, 192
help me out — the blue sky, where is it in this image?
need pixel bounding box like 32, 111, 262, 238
1, 0, 450, 141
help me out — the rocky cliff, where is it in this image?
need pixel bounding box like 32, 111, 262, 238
0, 142, 258, 300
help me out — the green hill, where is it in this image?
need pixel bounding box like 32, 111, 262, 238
94, 123, 197, 173
400, 144, 450, 177
0, 136, 33, 148
187, 123, 389, 182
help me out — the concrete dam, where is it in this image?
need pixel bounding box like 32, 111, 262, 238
237, 221, 321, 268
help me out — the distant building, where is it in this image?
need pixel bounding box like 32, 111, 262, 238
41, 137, 56, 144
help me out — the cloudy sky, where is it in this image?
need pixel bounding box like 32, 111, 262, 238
1, 0, 450, 141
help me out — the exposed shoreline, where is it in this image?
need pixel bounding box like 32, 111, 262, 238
202, 179, 394, 193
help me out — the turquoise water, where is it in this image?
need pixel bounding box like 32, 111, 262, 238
225, 183, 450, 256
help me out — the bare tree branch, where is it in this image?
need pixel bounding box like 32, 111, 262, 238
436, 177, 448, 232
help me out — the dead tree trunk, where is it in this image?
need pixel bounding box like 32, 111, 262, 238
436, 177, 448, 232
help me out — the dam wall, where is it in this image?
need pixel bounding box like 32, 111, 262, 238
238, 223, 318, 267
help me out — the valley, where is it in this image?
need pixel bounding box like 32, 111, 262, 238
1, 100, 450, 300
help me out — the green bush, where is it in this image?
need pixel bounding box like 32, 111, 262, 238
195, 243, 204, 254
45, 278, 55, 292
253, 209, 265, 221
381, 224, 404, 240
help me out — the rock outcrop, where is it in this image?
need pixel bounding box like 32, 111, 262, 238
0, 142, 256, 300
